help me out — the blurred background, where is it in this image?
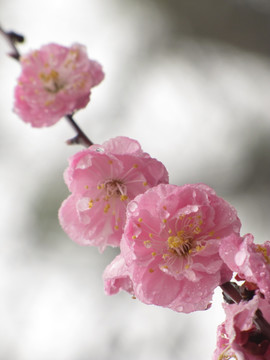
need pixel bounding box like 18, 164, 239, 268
1, 0, 270, 359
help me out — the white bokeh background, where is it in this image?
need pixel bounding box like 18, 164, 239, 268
1, 1, 270, 359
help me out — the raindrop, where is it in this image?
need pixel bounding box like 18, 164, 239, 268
95, 147, 104, 153
128, 201, 138, 214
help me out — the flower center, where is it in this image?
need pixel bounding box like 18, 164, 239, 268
103, 179, 127, 199
40, 69, 65, 93
167, 230, 192, 257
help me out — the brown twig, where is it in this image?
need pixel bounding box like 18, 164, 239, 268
220, 282, 243, 304
254, 309, 270, 342
65, 114, 93, 148
0, 24, 23, 60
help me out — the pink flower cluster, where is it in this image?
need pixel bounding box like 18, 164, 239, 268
13, 39, 270, 358
57, 136, 270, 357
59, 134, 246, 314
14, 43, 104, 127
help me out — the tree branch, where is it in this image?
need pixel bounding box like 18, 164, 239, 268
65, 114, 93, 147
0, 24, 23, 60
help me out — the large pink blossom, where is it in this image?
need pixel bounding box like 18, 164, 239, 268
59, 137, 169, 252
220, 234, 270, 302
109, 183, 241, 313
14, 43, 104, 127
213, 294, 270, 359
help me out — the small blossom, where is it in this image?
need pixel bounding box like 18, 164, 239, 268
59, 136, 169, 252
116, 183, 241, 313
103, 254, 134, 296
220, 234, 270, 302
14, 43, 104, 127
213, 294, 270, 360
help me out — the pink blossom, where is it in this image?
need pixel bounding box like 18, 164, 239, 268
117, 183, 241, 313
213, 294, 270, 359
59, 137, 169, 252
14, 43, 104, 127
220, 234, 270, 302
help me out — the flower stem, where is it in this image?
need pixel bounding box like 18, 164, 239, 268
220, 282, 242, 304
65, 114, 93, 147
254, 309, 270, 341
0, 24, 23, 60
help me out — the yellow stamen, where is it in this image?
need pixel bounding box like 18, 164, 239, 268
256, 245, 270, 264
193, 226, 201, 234
195, 245, 205, 252
40, 69, 59, 82
168, 236, 182, 249
44, 100, 53, 106
144, 240, 152, 248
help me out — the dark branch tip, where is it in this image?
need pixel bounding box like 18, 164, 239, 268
6, 31, 25, 43
66, 135, 81, 146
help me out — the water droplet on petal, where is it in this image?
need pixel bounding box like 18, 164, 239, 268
77, 197, 91, 211
128, 201, 138, 214
95, 147, 104, 153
